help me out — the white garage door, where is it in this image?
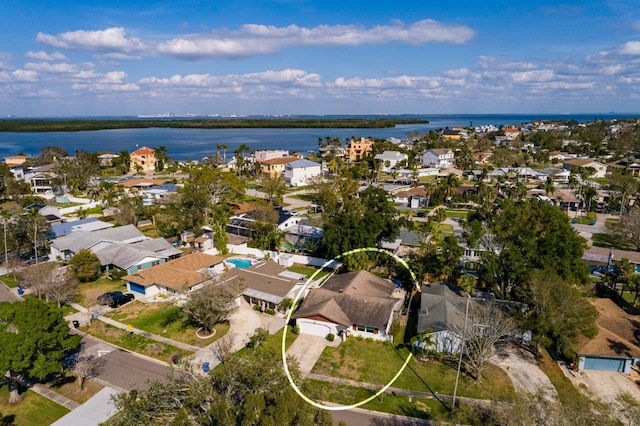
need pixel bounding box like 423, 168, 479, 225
298, 320, 336, 338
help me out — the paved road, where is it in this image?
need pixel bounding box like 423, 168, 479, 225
331, 408, 432, 426
78, 334, 171, 391
0, 281, 21, 302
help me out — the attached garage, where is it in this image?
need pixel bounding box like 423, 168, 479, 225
128, 282, 147, 295
576, 299, 640, 375
579, 355, 630, 373
296, 318, 340, 338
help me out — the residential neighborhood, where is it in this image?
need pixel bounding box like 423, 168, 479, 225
2, 116, 640, 425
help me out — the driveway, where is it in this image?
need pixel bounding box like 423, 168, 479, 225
490, 343, 557, 398
286, 334, 338, 374
191, 298, 285, 369
563, 368, 640, 403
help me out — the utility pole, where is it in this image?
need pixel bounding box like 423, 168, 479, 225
452, 293, 470, 410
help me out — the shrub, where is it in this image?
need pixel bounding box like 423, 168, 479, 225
291, 325, 300, 335
326, 333, 335, 342
264, 308, 276, 315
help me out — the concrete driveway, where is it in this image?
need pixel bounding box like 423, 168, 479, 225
286, 334, 338, 374
565, 368, 640, 403
191, 298, 286, 369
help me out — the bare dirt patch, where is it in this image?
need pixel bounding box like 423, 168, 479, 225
490, 343, 557, 398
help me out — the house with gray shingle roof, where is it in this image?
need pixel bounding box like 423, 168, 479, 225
293, 270, 404, 342
49, 224, 181, 274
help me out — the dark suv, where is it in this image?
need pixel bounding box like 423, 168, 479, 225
108, 293, 134, 308
97, 291, 122, 306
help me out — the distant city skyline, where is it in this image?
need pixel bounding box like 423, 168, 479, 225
1, 1, 640, 116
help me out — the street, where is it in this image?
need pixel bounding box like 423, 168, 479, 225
77, 334, 172, 391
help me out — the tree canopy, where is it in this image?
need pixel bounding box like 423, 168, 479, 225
68, 249, 101, 282
464, 199, 589, 299
110, 345, 333, 425
0, 299, 81, 402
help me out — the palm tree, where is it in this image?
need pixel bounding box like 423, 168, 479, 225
28, 208, 40, 265
217, 144, 228, 163
234, 144, 250, 176
544, 176, 556, 197
117, 150, 130, 174
154, 145, 168, 171
0, 209, 11, 268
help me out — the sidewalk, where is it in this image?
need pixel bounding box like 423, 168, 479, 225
306, 373, 491, 406
29, 383, 81, 410
67, 303, 200, 352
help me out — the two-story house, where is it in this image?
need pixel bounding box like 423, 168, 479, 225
422, 148, 455, 169
374, 151, 408, 172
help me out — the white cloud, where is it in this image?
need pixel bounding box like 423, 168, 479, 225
620, 41, 640, 55
43, 20, 474, 60
0, 69, 38, 82
100, 71, 128, 84
36, 27, 145, 52
25, 51, 67, 61
140, 69, 321, 89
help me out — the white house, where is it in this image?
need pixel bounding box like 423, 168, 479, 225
293, 270, 404, 342
374, 151, 408, 172
562, 158, 607, 178
284, 159, 322, 187
422, 149, 455, 169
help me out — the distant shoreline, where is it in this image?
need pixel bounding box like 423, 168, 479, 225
0, 118, 429, 133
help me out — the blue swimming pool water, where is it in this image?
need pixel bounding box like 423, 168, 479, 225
226, 259, 252, 268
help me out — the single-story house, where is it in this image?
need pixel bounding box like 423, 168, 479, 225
577, 298, 640, 373
222, 260, 306, 312
123, 252, 226, 296
49, 224, 181, 273
583, 247, 640, 274
282, 218, 323, 252
50, 218, 114, 239
293, 270, 404, 342
417, 282, 469, 353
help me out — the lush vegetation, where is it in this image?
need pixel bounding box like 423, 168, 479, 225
0, 384, 69, 425
0, 117, 428, 132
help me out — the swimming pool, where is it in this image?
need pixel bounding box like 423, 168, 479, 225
226, 259, 252, 268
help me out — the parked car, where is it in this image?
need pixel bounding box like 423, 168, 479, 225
108, 293, 134, 308
97, 291, 122, 306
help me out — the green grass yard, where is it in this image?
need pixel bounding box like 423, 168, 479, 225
0, 274, 19, 288
0, 384, 69, 426
106, 301, 229, 347
79, 322, 193, 363
312, 339, 515, 401
75, 277, 127, 306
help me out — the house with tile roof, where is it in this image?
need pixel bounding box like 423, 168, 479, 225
344, 137, 374, 162
258, 155, 302, 177
130, 146, 157, 172
293, 270, 404, 341
123, 252, 226, 296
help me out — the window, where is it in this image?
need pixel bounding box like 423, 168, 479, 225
152, 260, 160, 267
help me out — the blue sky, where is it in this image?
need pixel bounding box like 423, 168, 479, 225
1, 0, 639, 116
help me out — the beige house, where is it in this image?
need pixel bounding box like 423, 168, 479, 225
345, 137, 374, 162
258, 155, 301, 177
4, 155, 28, 167
130, 146, 157, 172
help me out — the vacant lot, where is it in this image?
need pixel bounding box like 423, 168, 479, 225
75, 277, 127, 306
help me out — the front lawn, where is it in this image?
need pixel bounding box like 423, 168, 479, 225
79, 322, 193, 363
591, 233, 636, 251
312, 339, 515, 401
0, 383, 69, 425
308, 379, 452, 421
47, 374, 104, 404
445, 209, 470, 219
75, 276, 127, 306
106, 301, 229, 347
0, 274, 19, 288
